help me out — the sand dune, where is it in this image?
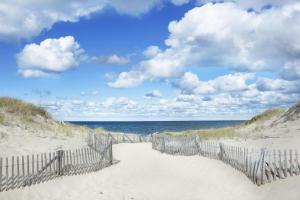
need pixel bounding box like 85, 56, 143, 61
1, 143, 300, 200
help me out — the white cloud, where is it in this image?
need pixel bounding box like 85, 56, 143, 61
71, 100, 84, 106
199, 0, 299, 10
140, 48, 186, 78
108, 71, 147, 88
101, 97, 137, 109
163, 2, 300, 72
144, 90, 162, 98
281, 61, 300, 80
108, 0, 162, 16
157, 98, 195, 110
178, 72, 254, 95
256, 78, 300, 94
17, 36, 84, 78
20, 69, 49, 78
212, 73, 254, 92
111, 2, 300, 87
80, 90, 100, 96
0, 0, 105, 40
109, 0, 190, 16
143, 46, 161, 58
93, 54, 130, 65
0, 0, 192, 41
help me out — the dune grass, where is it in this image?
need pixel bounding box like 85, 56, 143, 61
56, 123, 105, 137
244, 108, 284, 126
0, 97, 50, 119
163, 127, 241, 140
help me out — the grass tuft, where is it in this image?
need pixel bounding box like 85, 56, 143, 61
244, 108, 284, 126
0, 97, 50, 119
163, 127, 241, 140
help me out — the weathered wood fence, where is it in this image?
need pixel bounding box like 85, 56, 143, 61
107, 132, 152, 144
0, 133, 112, 192
152, 135, 300, 186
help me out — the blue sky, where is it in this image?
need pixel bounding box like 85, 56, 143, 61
0, 0, 300, 121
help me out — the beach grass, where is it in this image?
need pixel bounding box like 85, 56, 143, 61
163, 127, 241, 140
244, 108, 284, 126
0, 97, 50, 119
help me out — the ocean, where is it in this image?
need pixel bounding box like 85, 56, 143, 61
69, 121, 245, 135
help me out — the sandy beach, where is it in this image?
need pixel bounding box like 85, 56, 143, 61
1, 143, 300, 200
1, 0, 300, 198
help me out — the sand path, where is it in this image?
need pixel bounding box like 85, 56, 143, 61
1, 143, 300, 200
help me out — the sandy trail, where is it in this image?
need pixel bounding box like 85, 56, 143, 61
1, 143, 300, 200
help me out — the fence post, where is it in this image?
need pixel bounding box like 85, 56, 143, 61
109, 138, 113, 165
162, 137, 166, 153
256, 148, 266, 186
57, 150, 64, 176
94, 134, 97, 150
219, 143, 225, 161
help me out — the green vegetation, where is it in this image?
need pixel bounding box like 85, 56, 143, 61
0, 97, 50, 119
0, 97, 106, 137
244, 108, 284, 125
163, 127, 241, 140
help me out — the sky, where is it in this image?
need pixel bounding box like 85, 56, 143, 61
0, 0, 300, 121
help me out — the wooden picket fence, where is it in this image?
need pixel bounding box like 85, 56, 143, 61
152, 135, 300, 186
0, 133, 112, 192
152, 135, 199, 156
107, 132, 152, 144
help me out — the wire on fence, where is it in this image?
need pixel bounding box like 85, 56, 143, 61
151, 134, 300, 186
0, 133, 113, 192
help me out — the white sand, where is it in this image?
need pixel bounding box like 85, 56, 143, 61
1, 143, 300, 200
0, 135, 87, 157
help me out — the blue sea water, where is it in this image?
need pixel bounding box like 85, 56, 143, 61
69, 121, 245, 135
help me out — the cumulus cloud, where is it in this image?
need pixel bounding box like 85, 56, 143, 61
3, 1, 296, 41
281, 61, 300, 80
17, 36, 84, 78
178, 72, 254, 95
144, 90, 162, 98
256, 78, 300, 94
93, 54, 130, 65
109, 0, 190, 16
0, 0, 192, 40
108, 71, 147, 88
111, 2, 300, 87
143, 46, 161, 58
101, 97, 137, 110
163, 2, 300, 72
0, 0, 105, 40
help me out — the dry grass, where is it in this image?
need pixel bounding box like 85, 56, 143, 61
57, 123, 105, 137
163, 127, 241, 140
0, 97, 50, 119
0, 97, 106, 138
244, 108, 284, 126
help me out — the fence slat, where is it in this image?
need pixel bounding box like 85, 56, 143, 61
0, 158, 2, 192
5, 158, 8, 191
